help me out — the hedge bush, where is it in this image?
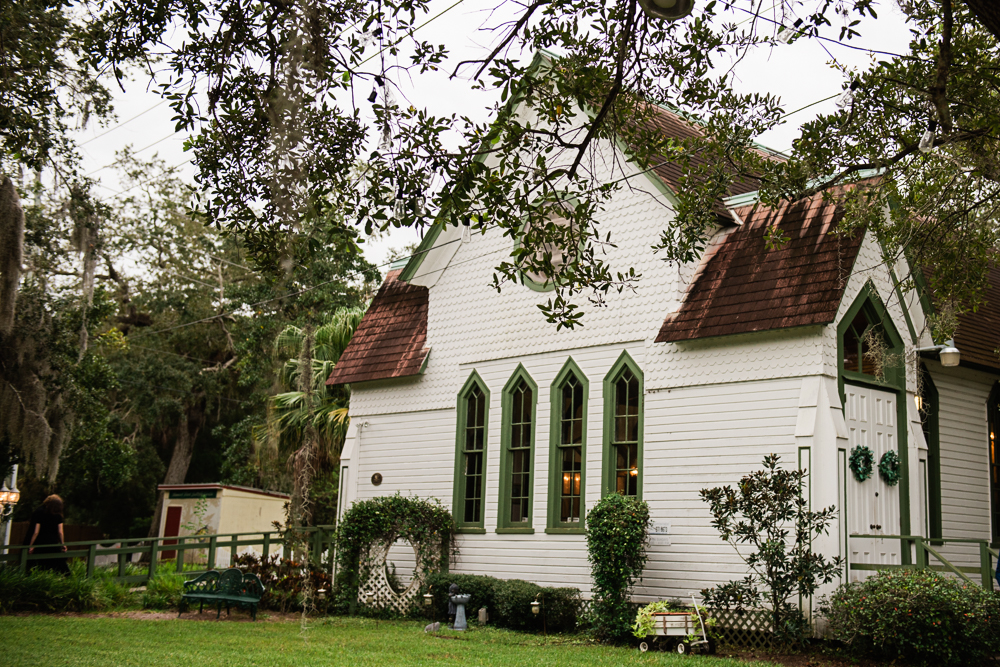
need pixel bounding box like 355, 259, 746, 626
422, 572, 580, 632
824, 569, 1000, 666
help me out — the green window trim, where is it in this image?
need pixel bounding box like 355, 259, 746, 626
497, 365, 538, 533
837, 281, 912, 558
547, 358, 589, 533
453, 371, 490, 533
602, 351, 644, 499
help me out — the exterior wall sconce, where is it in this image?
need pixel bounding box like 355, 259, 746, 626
916, 339, 961, 367
637, 0, 694, 21
0, 466, 19, 521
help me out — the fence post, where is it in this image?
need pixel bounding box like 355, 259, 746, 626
980, 541, 993, 589
20, 545, 28, 573
118, 552, 127, 578
208, 535, 217, 569
148, 539, 158, 581
262, 532, 271, 560
230, 534, 238, 566
87, 543, 97, 578
176, 537, 186, 574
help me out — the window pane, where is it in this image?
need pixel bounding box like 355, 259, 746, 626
560, 445, 582, 523
506, 378, 533, 525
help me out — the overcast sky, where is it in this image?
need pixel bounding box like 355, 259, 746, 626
71, 0, 914, 271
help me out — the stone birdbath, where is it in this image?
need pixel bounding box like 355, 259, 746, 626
449, 594, 472, 631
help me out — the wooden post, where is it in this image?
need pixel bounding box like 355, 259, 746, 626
87, 543, 97, 578
176, 537, 186, 573
311, 529, 322, 566
230, 534, 238, 567
19, 544, 28, 572
262, 533, 271, 560
980, 540, 993, 589
118, 552, 127, 578
148, 539, 158, 581
208, 535, 217, 570
914, 536, 927, 570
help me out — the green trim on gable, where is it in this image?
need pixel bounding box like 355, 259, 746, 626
399, 52, 553, 285
497, 364, 539, 533
546, 358, 589, 533
453, 371, 490, 533
888, 267, 919, 344
837, 281, 912, 559
602, 350, 644, 499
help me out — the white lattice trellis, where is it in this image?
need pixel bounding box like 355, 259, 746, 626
357, 537, 426, 614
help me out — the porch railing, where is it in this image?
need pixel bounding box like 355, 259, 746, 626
0, 525, 335, 585
849, 534, 999, 588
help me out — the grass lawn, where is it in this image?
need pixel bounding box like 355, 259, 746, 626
0, 614, 780, 667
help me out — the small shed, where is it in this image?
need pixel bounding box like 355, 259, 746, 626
156, 484, 289, 555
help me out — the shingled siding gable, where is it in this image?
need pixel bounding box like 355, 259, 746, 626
655, 194, 864, 343
325, 270, 429, 386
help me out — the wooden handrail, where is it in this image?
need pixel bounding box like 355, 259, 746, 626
848, 534, 993, 588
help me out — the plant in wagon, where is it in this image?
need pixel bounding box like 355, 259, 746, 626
585, 493, 651, 643
699, 454, 843, 645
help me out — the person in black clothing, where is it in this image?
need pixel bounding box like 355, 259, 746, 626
28, 494, 69, 574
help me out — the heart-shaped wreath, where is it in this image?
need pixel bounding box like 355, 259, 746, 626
879, 450, 901, 487
849, 445, 874, 482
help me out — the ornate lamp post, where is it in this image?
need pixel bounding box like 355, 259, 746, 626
1, 464, 20, 554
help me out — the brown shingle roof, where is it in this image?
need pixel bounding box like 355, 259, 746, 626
642, 106, 782, 219
926, 265, 1000, 373
655, 193, 864, 343
325, 270, 429, 386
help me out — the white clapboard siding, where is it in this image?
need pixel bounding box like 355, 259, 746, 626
928, 363, 993, 569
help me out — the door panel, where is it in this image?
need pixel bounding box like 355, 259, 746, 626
845, 384, 901, 580
162, 505, 182, 560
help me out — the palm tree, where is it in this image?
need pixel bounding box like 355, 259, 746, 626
258, 306, 366, 522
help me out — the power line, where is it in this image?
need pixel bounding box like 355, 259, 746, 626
732, 5, 913, 60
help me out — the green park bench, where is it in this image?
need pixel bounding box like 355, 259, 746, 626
179, 568, 266, 621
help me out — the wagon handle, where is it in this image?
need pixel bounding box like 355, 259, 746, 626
688, 592, 708, 642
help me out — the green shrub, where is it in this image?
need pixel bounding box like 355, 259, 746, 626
0, 566, 98, 612
824, 569, 1000, 666
142, 573, 185, 610
422, 572, 580, 632
586, 493, 650, 643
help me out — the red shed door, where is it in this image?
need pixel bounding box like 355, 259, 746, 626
162, 506, 182, 560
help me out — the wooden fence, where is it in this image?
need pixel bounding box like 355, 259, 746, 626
0, 525, 336, 585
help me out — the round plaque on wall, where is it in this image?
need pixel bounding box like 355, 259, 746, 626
371, 472, 383, 486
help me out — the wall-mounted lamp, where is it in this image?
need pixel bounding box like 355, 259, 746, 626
916, 339, 961, 367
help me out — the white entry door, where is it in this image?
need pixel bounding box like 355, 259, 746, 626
845, 384, 902, 581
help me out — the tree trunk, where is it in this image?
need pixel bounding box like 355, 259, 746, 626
0, 175, 24, 336
147, 398, 206, 538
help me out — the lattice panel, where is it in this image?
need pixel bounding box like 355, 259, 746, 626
356, 538, 426, 614
709, 608, 776, 650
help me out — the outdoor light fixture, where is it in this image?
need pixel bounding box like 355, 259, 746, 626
777, 18, 804, 44
462, 217, 472, 244
0, 480, 18, 520
919, 120, 938, 153
424, 593, 433, 607
531, 599, 541, 615
637, 0, 694, 22
916, 339, 960, 367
